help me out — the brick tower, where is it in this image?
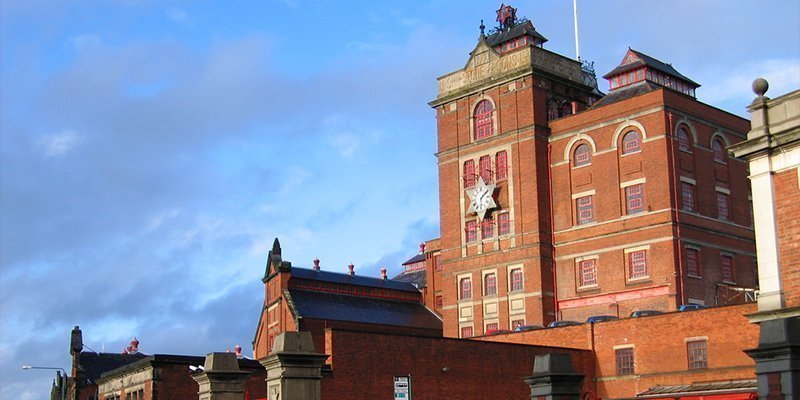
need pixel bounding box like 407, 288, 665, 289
428, 5, 756, 337
428, 5, 603, 337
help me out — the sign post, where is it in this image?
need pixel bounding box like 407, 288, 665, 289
393, 375, 411, 400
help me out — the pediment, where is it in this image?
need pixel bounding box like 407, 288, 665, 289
465, 39, 500, 70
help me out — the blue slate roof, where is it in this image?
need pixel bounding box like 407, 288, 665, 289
291, 267, 420, 293
603, 49, 699, 86
288, 289, 442, 331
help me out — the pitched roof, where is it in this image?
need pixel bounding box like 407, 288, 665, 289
485, 20, 547, 48
76, 352, 148, 384
589, 80, 661, 109
637, 379, 756, 397
291, 267, 420, 293
392, 269, 427, 288
603, 49, 699, 87
401, 253, 425, 265
287, 289, 442, 331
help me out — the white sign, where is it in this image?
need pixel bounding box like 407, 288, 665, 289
394, 376, 411, 400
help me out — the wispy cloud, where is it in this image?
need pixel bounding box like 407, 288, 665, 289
35, 130, 82, 157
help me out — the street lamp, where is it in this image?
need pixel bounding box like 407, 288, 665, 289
21, 365, 66, 400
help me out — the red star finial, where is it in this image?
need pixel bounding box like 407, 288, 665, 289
496, 4, 516, 28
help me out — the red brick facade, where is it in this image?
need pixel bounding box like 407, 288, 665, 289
774, 168, 800, 307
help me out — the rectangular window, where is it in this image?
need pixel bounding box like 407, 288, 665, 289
485, 323, 498, 333
464, 160, 475, 188
481, 215, 494, 239
460, 326, 473, 338
512, 319, 525, 329
484, 273, 497, 296
498, 212, 511, 236
717, 192, 730, 221
433, 254, 442, 272
495, 151, 508, 180
629, 250, 648, 279
616, 348, 635, 375
721, 255, 735, 283
625, 184, 645, 214
687, 340, 708, 369
510, 268, 523, 292
681, 182, 695, 211
479, 155, 492, 183
686, 247, 700, 277
579, 259, 597, 287
459, 277, 472, 299
465, 220, 477, 243
576, 195, 594, 225
435, 295, 443, 309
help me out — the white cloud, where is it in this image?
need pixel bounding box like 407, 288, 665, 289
35, 130, 81, 157
69, 33, 102, 50
327, 131, 362, 159
699, 58, 800, 111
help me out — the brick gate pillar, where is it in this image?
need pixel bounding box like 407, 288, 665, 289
192, 353, 251, 400
523, 353, 584, 400
745, 317, 800, 399
260, 332, 329, 400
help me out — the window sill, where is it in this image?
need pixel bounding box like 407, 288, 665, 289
620, 150, 641, 157
626, 277, 651, 285
686, 274, 703, 280
577, 284, 600, 293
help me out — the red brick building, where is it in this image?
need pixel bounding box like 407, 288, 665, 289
252, 238, 441, 360
427, 5, 756, 335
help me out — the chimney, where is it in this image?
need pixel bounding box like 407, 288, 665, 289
130, 337, 139, 354
380, 268, 388, 280
419, 242, 426, 254
70, 326, 83, 355
234, 344, 242, 358
313, 258, 320, 271
348, 263, 355, 276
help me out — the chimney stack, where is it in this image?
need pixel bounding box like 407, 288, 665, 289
380, 268, 388, 280
313, 258, 320, 271
348, 263, 355, 276
70, 326, 83, 355
419, 242, 426, 254
234, 344, 242, 358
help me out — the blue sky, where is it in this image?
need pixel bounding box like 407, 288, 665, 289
1, 1, 798, 398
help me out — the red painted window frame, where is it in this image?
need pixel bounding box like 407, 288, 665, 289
681, 182, 695, 212
629, 250, 648, 279
460, 277, 472, 300
615, 348, 635, 375
465, 220, 477, 243
460, 326, 473, 338
625, 184, 645, 215
721, 254, 735, 283
495, 150, 508, 180
576, 195, 594, 225
622, 131, 641, 154
464, 160, 476, 188
678, 127, 692, 152
687, 340, 708, 369
485, 323, 499, 333
435, 295, 443, 309
686, 247, 700, 277
479, 155, 492, 183
712, 138, 727, 163
510, 268, 523, 292
498, 212, 511, 236
484, 273, 497, 296
579, 259, 597, 287
574, 143, 591, 167
481, 214, 494, 239
474, 100, 494, 140
717, 192, 730, 221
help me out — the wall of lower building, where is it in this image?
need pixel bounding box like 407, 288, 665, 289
321, 328, 595, 400
478, 302, 758, 399
775, 166, 800, 308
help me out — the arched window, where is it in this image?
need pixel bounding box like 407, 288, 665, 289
573, 143, 591, 167
712, 138, 726, 163
622, 131, 641, 154
678, 127, 692, 152
474, 100, 494, 140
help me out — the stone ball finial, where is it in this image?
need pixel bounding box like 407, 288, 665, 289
752, 78, 769, 97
